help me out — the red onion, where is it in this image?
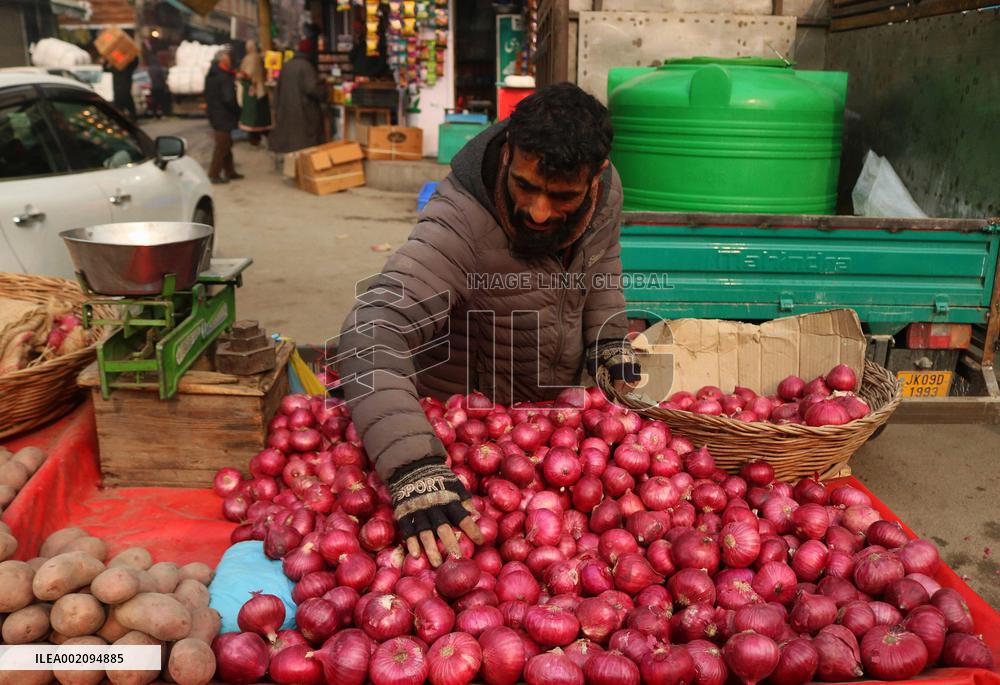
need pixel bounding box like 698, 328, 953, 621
524, 604, 580, 647
752, 562, 797, 606
930, 588, 975, 634
613, 553, 664, 595
646, 540, 676, 577
361, 594, 413, 641
768, 637, 818, 685
396, 576, 435, 607
577, 597, 621, 643
293, 571, 339, 604
269, 644, 324, 684
816, 576, 857, 607
496, 569, 541, 604
314, 629, 372, 685
296, 597, 339, 645
625, 606, 670, 640
541, 446, 582, 487
544, 560, 582, 596
337, 552, 377, 592
627, 511, 668, 545
762, 496, 799, 535
214, 467, 244, 497
860, 625, 928, 680
619, 490, 645, 518
638, 476, 680, 511
837, 395, 870, 420
687, 639, 728, 685
670, 604, 720, 643
614, 445, 651, 476
790, 503, 829, 541
213, 631, 270, 684
885, 577, 930, 612
456, 605, 504, 637
720, 522, 760, 569
842, 505, 880, 536
777, 375, 805, 401
599, 529, 640, 564
692, 483, 728, 514
737, 460, 772, 488
455, 588, 499, 612
565, 639, 605, 669
805, 400, 851, 426
814, 624, 863, 681
836, 599, 875, 638
585, 650, 641, 685
902, 605, 947, 663
869, 601, 903, 627
826, 525, 862, 553
825, 364, 857, 391
595, 417, 626, 445
830, 485, 871, 508
691, 399, 723, 415
898, 539, 940, 575
499, 600, 530, 630
223, 493, 250, 522
906, 572, 942, 597
853, 551, 904, 595
668, 568, 715, 608
941, 633, 994, 669
414, 596, 456, 644
732, 604, 784, 640
866, 520, 908, 549
524, 651, 584, 685
370, 637, 428, 685
791, 539, 829, 583
793, 477, 828, 505
324, 586, 360, 627
427, 632, 482, 685
435, 558, 482, 599
479, 626, 527, 685
238, 592, 285, 643
722, 631, 779, 685
672, 531, 721, 575
790, 593, 837, 634
265, 524, 303, 560
609, 629, 657, 663
641, 645, 696, 685
826, 550, 855, 580
683, 447, 716, 478
580, 561, 614, 596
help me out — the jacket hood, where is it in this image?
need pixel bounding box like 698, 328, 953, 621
450, 119, 614, 227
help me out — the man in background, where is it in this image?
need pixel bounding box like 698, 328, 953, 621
269, 39, 325, 155
203, 50, 243, 184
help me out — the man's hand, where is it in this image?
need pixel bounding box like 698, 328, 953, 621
388, 457, 484, 567
588, 338, 641, 396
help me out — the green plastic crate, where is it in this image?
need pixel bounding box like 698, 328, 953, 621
437, 122, 489, 164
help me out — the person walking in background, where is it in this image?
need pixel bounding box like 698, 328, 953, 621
203, 50, 243, 185
237, 40, 272, 145
146, 59, 171, 118
269, 39, 325, 155
109, 56, 138, 119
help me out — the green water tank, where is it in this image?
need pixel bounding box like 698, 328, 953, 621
609, 57, 848, 214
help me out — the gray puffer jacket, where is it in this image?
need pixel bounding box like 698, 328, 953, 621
337, 122, 628, 480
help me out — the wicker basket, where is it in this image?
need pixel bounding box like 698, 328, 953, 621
601, 359, 902, 482
0, 273, 113, 440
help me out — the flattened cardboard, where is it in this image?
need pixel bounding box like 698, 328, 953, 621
630, 309, 866, 402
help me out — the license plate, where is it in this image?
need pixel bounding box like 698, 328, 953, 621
897, 370, 954, 397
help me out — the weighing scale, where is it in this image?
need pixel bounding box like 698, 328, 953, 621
60, 223, 253, 400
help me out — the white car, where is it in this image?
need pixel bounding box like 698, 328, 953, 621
0, 72, 214, 280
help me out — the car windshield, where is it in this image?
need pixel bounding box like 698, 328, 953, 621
72, 70, 103, 85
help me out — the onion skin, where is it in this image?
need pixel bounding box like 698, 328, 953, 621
769, 637, 818, 685
860, 625, 928, 681
723, 631, 780, 685
814, 624, 863, 681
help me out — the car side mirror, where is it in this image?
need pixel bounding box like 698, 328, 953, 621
155, 136, 185, 170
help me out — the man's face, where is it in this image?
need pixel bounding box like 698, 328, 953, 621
505, 147, 606, 255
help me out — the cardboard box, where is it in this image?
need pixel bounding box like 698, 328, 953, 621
295, 141, 366, 195
628, 309, 866, 404
93, 28, 139, 71
365, 126, 423, 161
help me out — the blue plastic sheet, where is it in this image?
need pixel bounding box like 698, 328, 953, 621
208, 541, 297, 634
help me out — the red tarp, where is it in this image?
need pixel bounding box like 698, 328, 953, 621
2, 401, 235, 567
1, 399, 998, 685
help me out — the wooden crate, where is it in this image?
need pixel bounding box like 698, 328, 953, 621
78, 341, 291, 487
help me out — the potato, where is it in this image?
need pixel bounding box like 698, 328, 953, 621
0, 484, 16, 507
2, 603, 52, 643
108, 547, 153, 572
177, 563, 213, 586
0, 531, 17, 561
97, 610, 130, 643
115, 593, 191, 642
171, 579, 209, 612
0, 519, 10, 535
13, 446, 47, 473
91, 567, 140, 605
0, 666, 53, 685
0, 447, 11, 463
59, 537, 107, 562
49, 629, 71, 644
51, 593, 105, 637
107, 631, 163, 685
40, 528, 88, 558
0, 559, 35, 611
186, 608, 221, 645
28, 556, 50, 571
147, 563, 180, 594
33, 552, 106, 601
166, 638, 215, 685
0, 460, 29, 490
134, 570, 157, 593
53, 635, 107, 685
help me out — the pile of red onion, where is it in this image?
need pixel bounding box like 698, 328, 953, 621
210, 388, 992, 685
659, 364, 872, 426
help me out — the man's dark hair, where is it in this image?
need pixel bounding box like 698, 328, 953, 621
506, 82, 613, 179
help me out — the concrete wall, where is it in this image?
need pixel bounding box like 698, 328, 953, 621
826, 10, 1000, 218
